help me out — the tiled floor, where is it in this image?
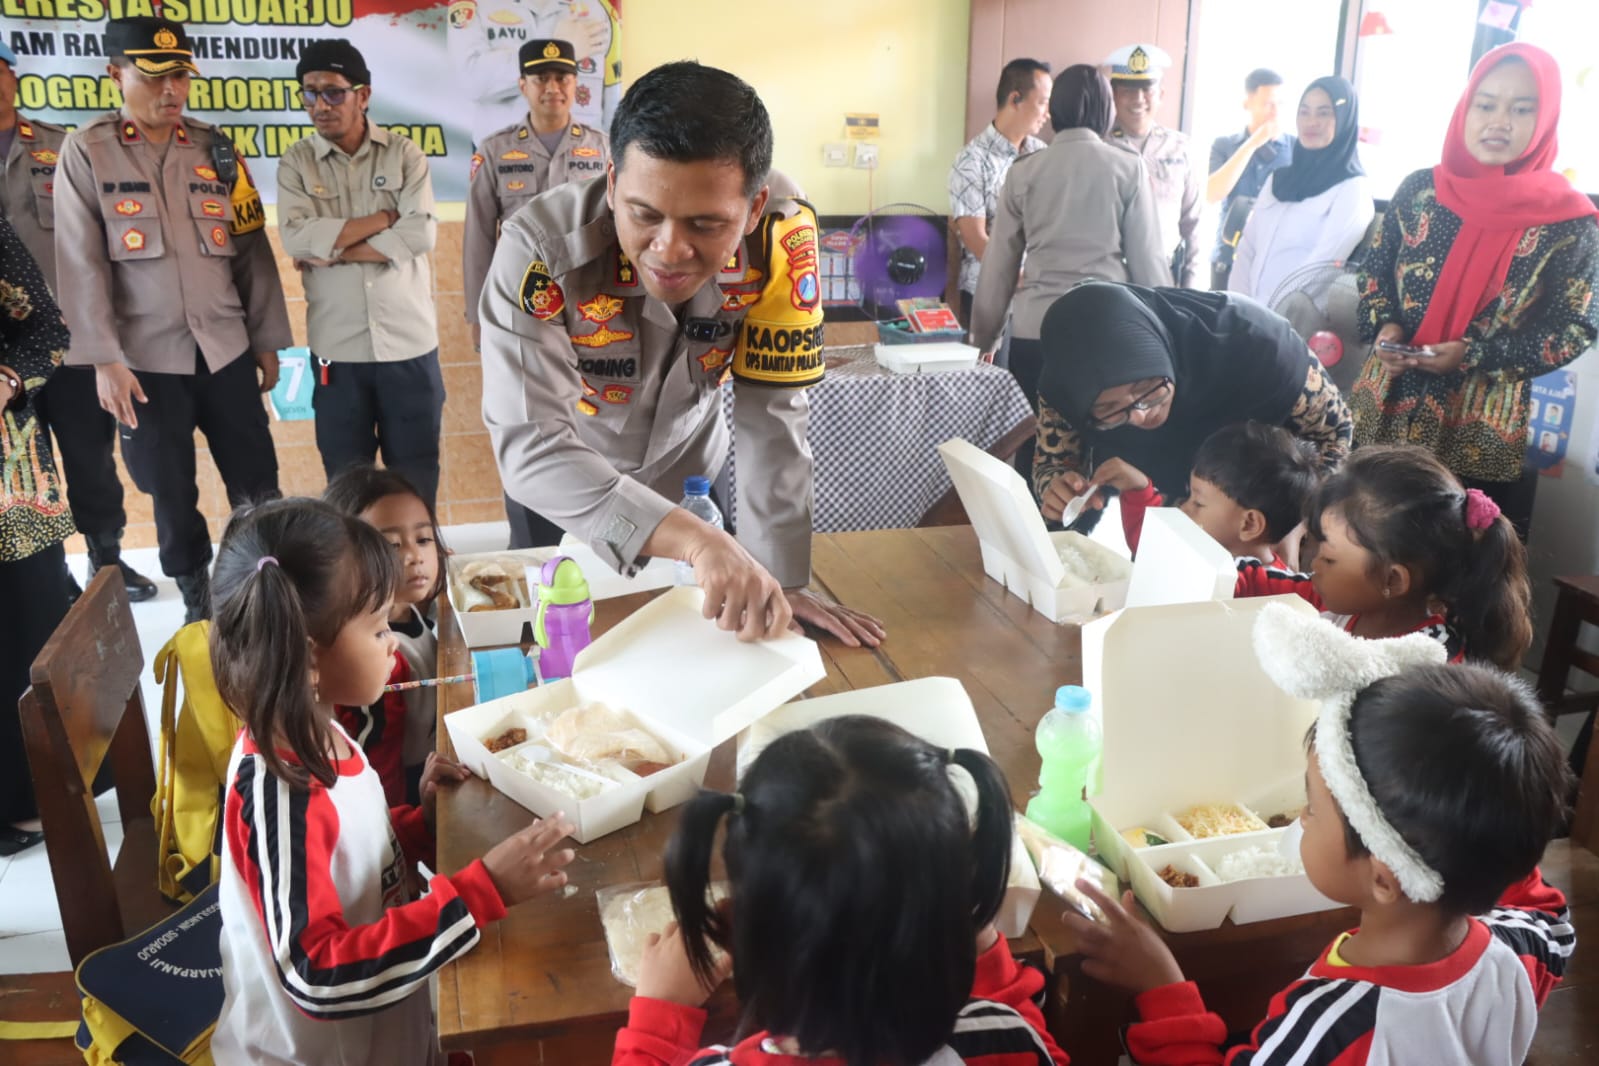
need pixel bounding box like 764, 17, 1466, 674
0, 522, 511, 976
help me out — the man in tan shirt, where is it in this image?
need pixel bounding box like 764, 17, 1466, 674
464, 38, 608, 546
0, 40, 156, 601
277, 39, 443, 507
54, 17, 290, 622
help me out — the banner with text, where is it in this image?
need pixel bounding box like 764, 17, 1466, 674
0, 0, 621, 201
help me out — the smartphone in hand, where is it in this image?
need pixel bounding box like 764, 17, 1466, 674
1377, 339, 1434, 358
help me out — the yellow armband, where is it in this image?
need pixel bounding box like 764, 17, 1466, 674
229, 156, 265, 235
731, 201, 825, 388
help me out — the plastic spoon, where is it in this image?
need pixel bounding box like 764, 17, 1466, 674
1059, 484, 1102, 527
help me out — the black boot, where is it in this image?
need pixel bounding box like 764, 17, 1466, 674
86, 528, 158, 603
175, 568, 212, 625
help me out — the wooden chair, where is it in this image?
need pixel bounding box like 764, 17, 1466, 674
1536, 574, 1599, 720
17, 565, 176, 967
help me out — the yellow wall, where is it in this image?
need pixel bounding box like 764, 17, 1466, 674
622, 0, 972, 216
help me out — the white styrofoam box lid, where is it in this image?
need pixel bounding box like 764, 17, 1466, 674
738, 677, 982, 778
551, 535, 678, 601
1082, 595, 1320, 827
939, 438, 1075, 588
571, 586, 825, 750
1124, 509, 1238, 608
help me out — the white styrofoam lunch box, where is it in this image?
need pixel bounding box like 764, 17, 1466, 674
937, 438, 1132, 623
875, 341, 981, 375
735, 677, 1041, 940
448, 548, 558, 648
1082, 595, 1341, 932
445, 587, 826, 842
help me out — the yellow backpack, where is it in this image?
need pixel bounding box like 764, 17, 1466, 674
152, 622, 240, 904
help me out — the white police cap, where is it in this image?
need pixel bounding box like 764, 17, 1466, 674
1104, 43, 1172, 83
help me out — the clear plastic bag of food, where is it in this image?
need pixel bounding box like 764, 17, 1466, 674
1013, 814, 1111, 922
595, 881, 729, 987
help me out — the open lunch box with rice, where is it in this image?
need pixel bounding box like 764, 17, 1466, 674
444, 586, 826, 842
1082, 594, 1343, 932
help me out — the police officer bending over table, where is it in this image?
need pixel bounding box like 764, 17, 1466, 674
54, 17, 291, 623
0, 40, 157, 602
479, 61, 884, 646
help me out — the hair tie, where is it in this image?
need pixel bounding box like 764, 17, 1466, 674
730, 792, 745, 815
1464, 488, 1501, 531
256, 555, 279, 572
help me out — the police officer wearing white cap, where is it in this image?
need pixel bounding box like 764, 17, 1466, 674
0, 39, 158, 602
1104, 43, 1202, 288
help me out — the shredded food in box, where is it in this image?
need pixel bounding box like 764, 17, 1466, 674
1174, 803, 1268, 839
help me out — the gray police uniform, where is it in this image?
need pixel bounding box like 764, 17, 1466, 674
53, 111, 291, 579
0, 116, 129, 548
1108, 122, 1202, 288
479, 174, 821, 587
464, 117, 610, 325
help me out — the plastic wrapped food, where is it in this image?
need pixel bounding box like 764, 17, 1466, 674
455, 559, 523, 611
597, 882, 728, 987
1014, 815, 1106, 921
546, 703, 676, 774
1173, 803, 1268, 839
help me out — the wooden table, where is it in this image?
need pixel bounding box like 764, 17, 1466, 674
434, 527, 1354, 1064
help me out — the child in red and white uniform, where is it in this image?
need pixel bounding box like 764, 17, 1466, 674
613, 716, 1068, 1066
325, 465, 447, 805
1085, 422, 1319, 574
1063, 605, 1574, 1066
207, 499, 576, 1066
1231, 446, 1532, 670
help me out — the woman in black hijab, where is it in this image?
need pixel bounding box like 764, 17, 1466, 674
1031, 282, 1352, 522
1229, 76, 1374, 304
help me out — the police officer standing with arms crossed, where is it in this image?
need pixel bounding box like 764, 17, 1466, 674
1104, 43, 1202, 288
54, 17, 291, 623
465, 37, 610, 547
479, 61, 883, 646
0, 40, 158, 603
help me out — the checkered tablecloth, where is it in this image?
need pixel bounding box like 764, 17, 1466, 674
720, 345, 1033, 532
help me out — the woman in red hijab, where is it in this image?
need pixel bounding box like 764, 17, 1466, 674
1351, 43, 1599, 538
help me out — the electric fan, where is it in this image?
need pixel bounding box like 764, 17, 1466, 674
1268, 261, 1366, 396
849, 203, 949, 321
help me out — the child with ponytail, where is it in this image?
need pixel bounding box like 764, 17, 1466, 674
1236, 445, 1533, 669
613, 715, 1068, 1066
208, 498, 576, 1066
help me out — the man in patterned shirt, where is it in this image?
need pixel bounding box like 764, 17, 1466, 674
948, 58, 1050, 368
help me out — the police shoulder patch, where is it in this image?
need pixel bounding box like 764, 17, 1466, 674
730, 205, 826, 389
520, 258, 566, 320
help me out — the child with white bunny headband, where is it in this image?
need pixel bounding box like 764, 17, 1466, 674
1065, 603, 1573, 1066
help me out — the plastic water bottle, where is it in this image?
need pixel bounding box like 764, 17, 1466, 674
674, 476, 723, 586
1025, 686, 1102, 852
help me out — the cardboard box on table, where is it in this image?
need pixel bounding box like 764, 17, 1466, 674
448, 547, 557, 648
938, 438, 1240, 621
1082, 595, 1341, 932
445, 587, 826, 842
937, 439, 1132, 623
734, 677, 1044, 940
874, 341, 981, 374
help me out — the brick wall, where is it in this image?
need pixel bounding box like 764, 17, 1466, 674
73, 219, 505, 553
